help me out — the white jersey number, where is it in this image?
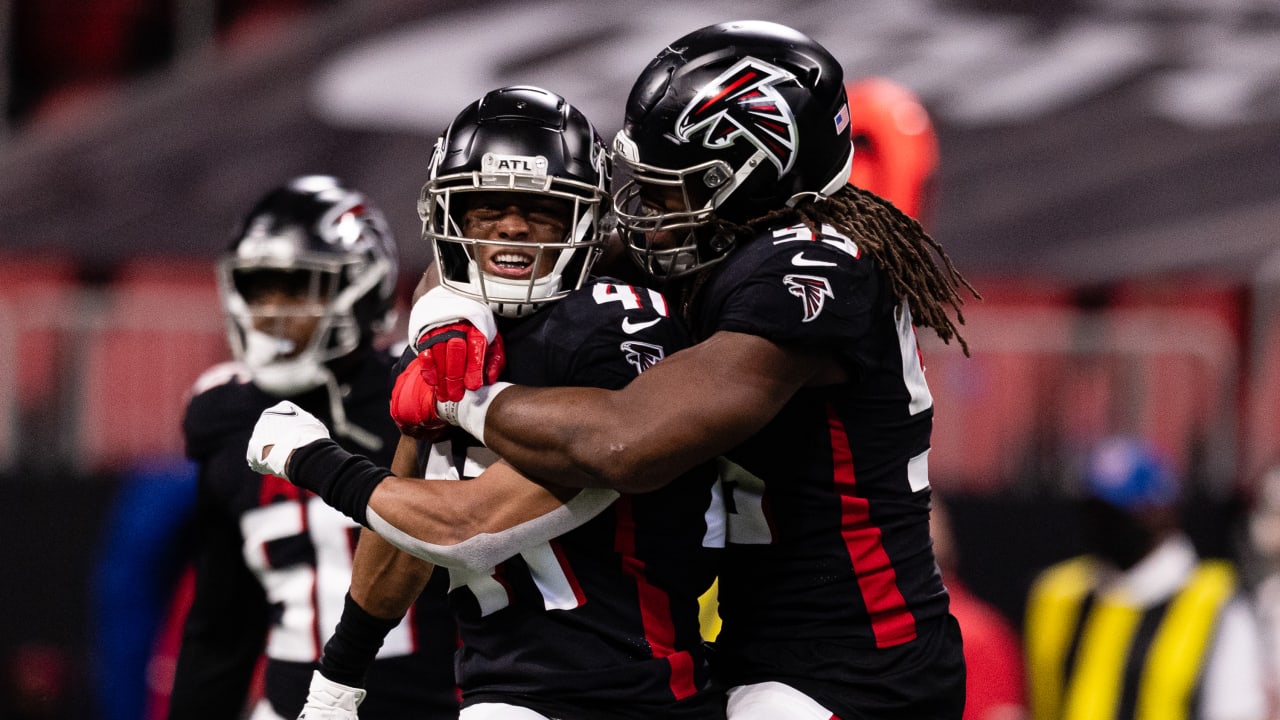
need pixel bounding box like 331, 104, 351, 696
241, 496, 417, 661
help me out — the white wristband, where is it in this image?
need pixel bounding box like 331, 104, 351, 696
437, 382, 512, 444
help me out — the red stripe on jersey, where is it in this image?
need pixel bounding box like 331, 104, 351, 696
827, 404, 918, 648
492, 563, 514, 600
549, 539, 587, 607
613, 496, 699, 699
259, 474, 304, 505
401, 602, 419, 654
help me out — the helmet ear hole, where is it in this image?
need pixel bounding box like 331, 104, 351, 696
708, 230, 733, 254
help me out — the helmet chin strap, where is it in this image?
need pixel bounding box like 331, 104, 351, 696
322, 372, 384, 452
712, 148, 768, 210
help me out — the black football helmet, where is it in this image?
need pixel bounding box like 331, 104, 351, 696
218, 175, 398, 398
613, 20, 854, 278
420, 85, 609, 318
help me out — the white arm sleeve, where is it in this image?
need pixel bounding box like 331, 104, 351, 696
364, 487, 619, 573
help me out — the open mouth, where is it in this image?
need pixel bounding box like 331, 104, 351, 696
485, 251, 537, 279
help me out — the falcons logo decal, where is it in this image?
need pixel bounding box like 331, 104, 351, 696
621, 341, 665, 375
674, 57, 799, 176
784, 274, 834, 323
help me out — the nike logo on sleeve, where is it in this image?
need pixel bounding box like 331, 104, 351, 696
264, 408, 299, 417
621, 317, 662, 334
792, 252, 838, 267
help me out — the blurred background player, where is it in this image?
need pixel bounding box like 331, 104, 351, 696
169, 176, 457, 719
1024, 435, 1268, 720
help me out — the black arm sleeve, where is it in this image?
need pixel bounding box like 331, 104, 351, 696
286, 439, 389, 527
316, 592, 403, 687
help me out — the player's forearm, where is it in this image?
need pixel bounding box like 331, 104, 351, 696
482, 384, 693, 492
482, 337, 795, 493
283, 432, 613, 570
364, 464, 617, 571
349, 529, 432, 619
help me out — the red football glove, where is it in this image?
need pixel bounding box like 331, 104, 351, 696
413, 321, 506, 403
390, 354, 448, 440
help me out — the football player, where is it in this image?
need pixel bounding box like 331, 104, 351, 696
392, 21, 978, 720
170, 176, 458, 720
249, 87, 725, 719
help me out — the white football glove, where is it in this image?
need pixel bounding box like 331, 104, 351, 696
296, 670, 365, 719
247, 400, 331, 479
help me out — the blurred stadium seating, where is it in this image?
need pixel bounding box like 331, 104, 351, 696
923, 275, 1242, 498
0, 254, 80, 471
72, 258, 229, 472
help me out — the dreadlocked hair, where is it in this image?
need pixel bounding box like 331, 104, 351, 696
742, 184, 979, 356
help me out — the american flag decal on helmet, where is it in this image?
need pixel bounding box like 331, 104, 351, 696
833, 102, 850, 134
784, 274, 834, 323
621, 340, 665, 374
674, 57, 799, 175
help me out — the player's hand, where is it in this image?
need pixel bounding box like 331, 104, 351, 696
247, 401, 331, 479
408, 286, 505, 402
413, 322, 506, 402
297, 670, 365, 719
389, 354, 448, 440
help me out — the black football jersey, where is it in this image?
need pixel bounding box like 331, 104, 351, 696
690, 222, 950, 702
414, 279, 725, 719
172, 348, 458, 720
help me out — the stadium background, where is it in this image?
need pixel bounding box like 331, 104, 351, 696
0, 0, 1277, 714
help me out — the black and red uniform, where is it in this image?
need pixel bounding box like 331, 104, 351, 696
415, 278, 725, 720
692, 221, 965, 719
173, 348, 458, 719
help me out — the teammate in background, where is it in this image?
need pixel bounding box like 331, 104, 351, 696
249, 87, 725, 719
1024, 436, 1268, 720
391, 20, 975, 720
169, 176, 457, 720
